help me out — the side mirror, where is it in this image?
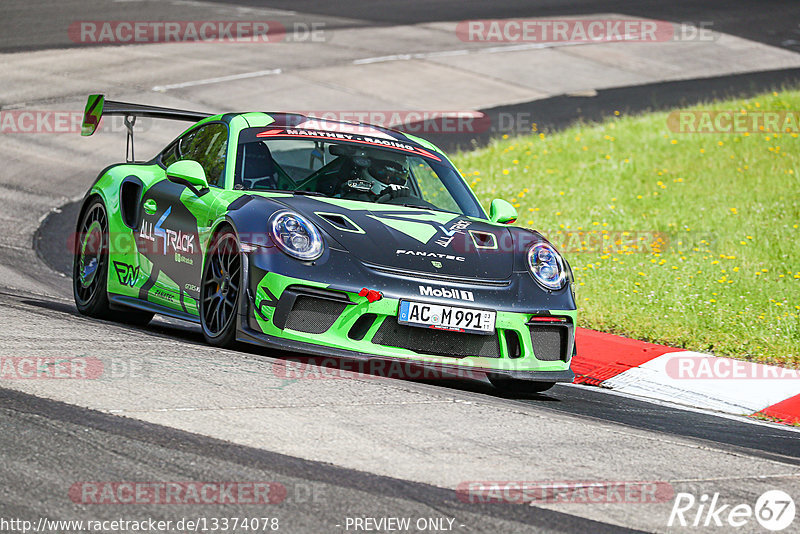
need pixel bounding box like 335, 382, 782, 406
489, 198, 518, 224
166, 160, 209, 192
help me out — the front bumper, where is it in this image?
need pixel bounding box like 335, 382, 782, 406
237, 253, 576, 383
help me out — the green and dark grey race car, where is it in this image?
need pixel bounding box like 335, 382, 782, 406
74, 94, 576, 392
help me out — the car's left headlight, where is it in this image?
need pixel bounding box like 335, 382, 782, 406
269, 210, 324, 261
527, 242, 566, 290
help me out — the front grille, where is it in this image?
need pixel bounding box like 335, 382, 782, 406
284, 296, 347, 334
529, 325, 569, 362
372, 319, 501, 358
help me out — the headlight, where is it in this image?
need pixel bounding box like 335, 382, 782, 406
527, 242, 566, 290
269, 210, 323, 261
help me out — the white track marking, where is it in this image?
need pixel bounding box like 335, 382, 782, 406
350, 36, 646, 65
602, 351, 800, 415
152, 68, 282, 91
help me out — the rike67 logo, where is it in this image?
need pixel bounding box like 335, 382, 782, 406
669, 490, 795, 531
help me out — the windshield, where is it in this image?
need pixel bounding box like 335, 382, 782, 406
234, 128, 485, 218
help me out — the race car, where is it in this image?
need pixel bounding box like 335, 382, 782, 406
74, 94, 576, 392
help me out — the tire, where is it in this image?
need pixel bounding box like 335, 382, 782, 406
488, 375, 556, 395
200, 228, 241, 347
73, 197, 153, 326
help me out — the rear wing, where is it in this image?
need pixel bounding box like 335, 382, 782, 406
81, 94, 212, 162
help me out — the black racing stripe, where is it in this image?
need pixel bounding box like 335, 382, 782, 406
227, 195, 253, 211
220, 113, 239, 124
138, 267, 160, 301
84, 95, 102, 116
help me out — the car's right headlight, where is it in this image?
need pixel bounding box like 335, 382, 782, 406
269, 210, 324, 261
527, 242, 566, 290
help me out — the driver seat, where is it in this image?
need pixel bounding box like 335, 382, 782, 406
236, 142, 278, 189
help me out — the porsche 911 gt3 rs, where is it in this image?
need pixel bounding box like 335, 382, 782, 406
74, 94, 576, 392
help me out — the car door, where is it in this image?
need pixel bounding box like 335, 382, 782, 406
135, 122, 229, 314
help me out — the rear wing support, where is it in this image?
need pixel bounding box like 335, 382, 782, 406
81, 94, 212, 163
124, 115, 136, 162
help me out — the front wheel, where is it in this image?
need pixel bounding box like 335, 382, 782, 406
200, 228, 241, 347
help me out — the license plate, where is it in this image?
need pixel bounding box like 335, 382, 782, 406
398, 300, 496, 335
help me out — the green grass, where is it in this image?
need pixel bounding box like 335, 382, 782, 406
452, 89, 800, 367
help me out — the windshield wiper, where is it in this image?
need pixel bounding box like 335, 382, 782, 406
260, 189, 327, 197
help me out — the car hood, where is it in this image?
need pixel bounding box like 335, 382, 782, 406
274, 196, 514, 280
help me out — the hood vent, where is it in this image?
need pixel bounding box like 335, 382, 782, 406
315, 212, 364, 234
469, 230, 498, 249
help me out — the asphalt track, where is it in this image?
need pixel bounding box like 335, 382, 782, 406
33, 201, 800, 464
3, 1, 800, 533
1, 387, 638, 534
4, 0, 800, 53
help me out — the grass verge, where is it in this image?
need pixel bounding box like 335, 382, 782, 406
452, 89, 800, 367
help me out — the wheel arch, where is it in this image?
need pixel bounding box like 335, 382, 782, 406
75, 192, 106, 232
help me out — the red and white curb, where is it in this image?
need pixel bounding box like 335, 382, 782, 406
573, 328, 800, 425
